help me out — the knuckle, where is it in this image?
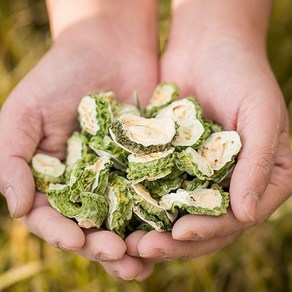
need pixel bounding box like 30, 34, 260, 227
254, 155, 274, 184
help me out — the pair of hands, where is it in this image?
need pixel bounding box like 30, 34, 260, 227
1, 1, 292, 281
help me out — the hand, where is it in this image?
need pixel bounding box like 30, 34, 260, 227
126, 0, 292, 264
0, 0, 157, 280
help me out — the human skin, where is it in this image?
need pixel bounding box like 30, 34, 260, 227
0, 0, 157, 281
126, 0, 292, 265
1, 0, 292, 281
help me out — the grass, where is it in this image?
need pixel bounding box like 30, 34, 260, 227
0, 0, 292, 291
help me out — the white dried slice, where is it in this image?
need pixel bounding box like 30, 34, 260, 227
32, 154, 65, 177
109, 115, 176, 154
32, 153, 66, 192
198, 131, 242, 171
85, 156, 112, 191
105, 174, 133, 238
156, 98, 199, 122
145, 83, 179, 117
106, 188, 118, 229
175, 147, 214, 179
78, 94, 112, 136
172, 118, 205, 147
159, 185, 229, 215
114, 103, 140, 120
96, 150, 126, 171
66, 132, 88, 167
78, 95, 100, 135
160, 189, 220, 210
148, 83, 178, 109
128, 147, 174, 164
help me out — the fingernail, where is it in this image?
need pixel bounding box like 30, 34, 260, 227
58, 243, 81, 251
188, 232, 207, 241
95, 252, 118, 262
174, 231, 207, 241
121, 276, 135, 281
139, 249, 166, 259
4, 186, 18, 217
243, 192, 259, 222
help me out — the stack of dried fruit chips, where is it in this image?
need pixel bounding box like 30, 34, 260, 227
31, 82, 242, 237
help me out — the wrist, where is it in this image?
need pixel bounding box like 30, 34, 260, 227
169, 0, 273, 51
46, 0, 157, 46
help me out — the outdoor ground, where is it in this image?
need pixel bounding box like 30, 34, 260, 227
0, 1, 291, 291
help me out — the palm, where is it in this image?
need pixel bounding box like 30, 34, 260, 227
124, 37, 292, 263
0, 28, 158, 279
161, 40, 292, 218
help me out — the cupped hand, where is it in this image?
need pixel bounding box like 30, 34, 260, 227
0, 13, 157, 280
126, 6, 292, 263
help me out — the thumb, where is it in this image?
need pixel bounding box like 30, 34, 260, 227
0, 95, 42, 218
230, 98, 281, 223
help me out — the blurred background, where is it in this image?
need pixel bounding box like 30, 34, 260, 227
0, 0, 291, 291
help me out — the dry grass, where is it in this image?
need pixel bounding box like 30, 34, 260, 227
0, 0, 291, 291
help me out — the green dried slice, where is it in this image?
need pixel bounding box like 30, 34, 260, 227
135, 222, 155, 232
66, 132, 89, 168
78, 94, 113, 136
75, 192, 108, 228
109, 115, 176, 154
89, 135, 129, 170
105, 174, 133, 238
86, 156, 112, 192
156, 96, 202, 121
98, 91, 117, 105
206, 120, 223, 133
67, 154, 97, 197
145, 82, 179, 118
131, 183, 176, 231
69, 156, 112, 202
172, 118, 210, 148
127, 148, 175, 183
47, 184, 80, 217
141, 174, 184, 199
184, 178, 209, 192
47, 186, 108, 228
159, 185, 229, 215
212, 161, 236, 183
32, 153, 66, 193
132, 91, 143, 117
66, 153, 96, 183
175, 147, 214, 180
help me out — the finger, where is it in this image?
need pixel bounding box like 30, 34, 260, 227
125, 230, 147, 257
171, 211, 251, 241
230, 95, 282, 223
135, 262, 155, 281
75, 229, 126, 261
137, 230, 241, 261
0, 96, 42, 217
22, 193, 85, 250
101, 254, 144, 281
254, 132, 292, 221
